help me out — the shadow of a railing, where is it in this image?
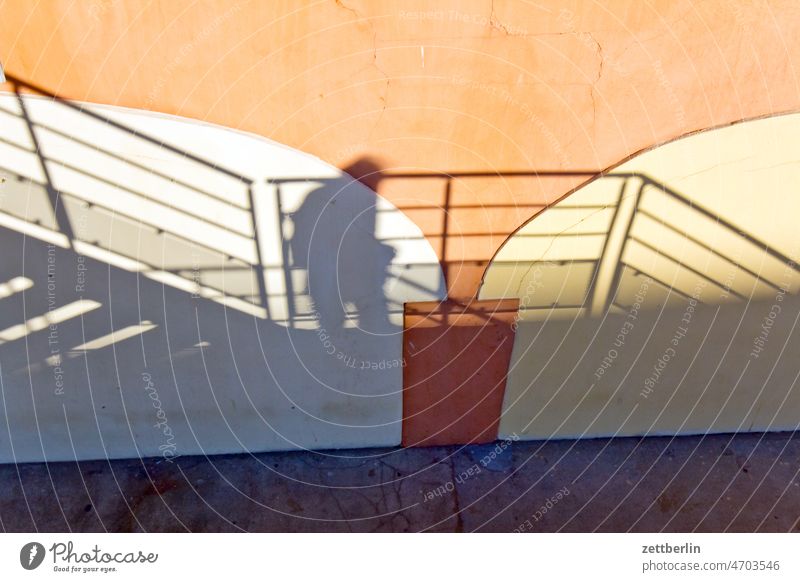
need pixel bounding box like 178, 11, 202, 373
481, 171, 800, 320
3, 73, 798, 332
1, 74, 273, 317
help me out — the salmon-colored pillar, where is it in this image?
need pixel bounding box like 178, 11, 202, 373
402, 299, 519, 447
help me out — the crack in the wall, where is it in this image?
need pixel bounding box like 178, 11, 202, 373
489, 0, 529, 36
448, 456, 465, 532
489, 0, 510, 36
331, 1, 607, 165
586, 32, 604, 131
368, 31, 391, 142
331, 1, 391, 145
334, 0, 359, 19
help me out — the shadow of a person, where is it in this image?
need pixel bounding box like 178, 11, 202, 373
289, 157, 396, 335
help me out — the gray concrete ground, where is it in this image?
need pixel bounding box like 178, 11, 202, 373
1, 432, 799, 532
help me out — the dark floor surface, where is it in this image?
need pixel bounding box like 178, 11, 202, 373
2, 432, 799, 532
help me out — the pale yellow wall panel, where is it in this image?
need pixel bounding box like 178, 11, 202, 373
489, 114, 800, 439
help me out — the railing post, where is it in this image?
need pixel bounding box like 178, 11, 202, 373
589, 176, 643, 315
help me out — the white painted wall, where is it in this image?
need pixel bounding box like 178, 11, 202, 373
481, 115, 800, 440
0, 94, 445, 462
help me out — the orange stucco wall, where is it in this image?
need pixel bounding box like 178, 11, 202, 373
2, 0, 799, 298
